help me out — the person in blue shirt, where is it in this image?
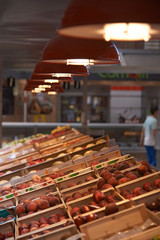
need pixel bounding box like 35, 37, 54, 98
140, 105, 158, 166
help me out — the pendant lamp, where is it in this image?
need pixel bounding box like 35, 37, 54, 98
30, 74, 73, 82
58, 0, 160, 41
26, 81, 62, 88
25, 83, 64, 93
33, 62, 89, 76
42, 35, 120, 65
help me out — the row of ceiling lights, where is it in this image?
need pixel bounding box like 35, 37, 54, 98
25, 0, 160, 95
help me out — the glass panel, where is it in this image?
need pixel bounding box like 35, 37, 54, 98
61, 96, 83, 122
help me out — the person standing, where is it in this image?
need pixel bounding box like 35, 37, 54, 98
140, 105, 158, 166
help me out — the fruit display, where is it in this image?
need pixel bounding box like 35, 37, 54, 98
62, 178, 113, 204
0, 214, 15, 224
56, 170, 98, 191
0, 174, 57, 200
51, 125, 71, 136
0, 197, 16, 211
95, 159, 155, 189
0, 220, 15, 240
86, 145, 121, 167
16, 204, 74, 239
67, 188, 124, 219
16, 186, 61, 218
19, 213, 68, 235
0, 128, 159, 239
132, 188, 160, 214
79, 204, 160, 240
116, 172, 160, 200
0, 231, 14, 240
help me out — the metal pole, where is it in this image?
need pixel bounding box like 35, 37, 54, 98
24, 90, 27, 122
155, 89, 160, 168
0, 63, 2, 147
81, 79, 88, 134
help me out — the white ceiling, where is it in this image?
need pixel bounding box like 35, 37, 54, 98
1, 0, 160, 78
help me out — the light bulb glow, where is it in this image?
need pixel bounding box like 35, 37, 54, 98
52, 73, 72, 78
44, 79, 59, 83
67, 59, 94, 66
31, 90, 38, 93
48, 91, 57, 95
38, 85, 51, 88
35, 87, 46, 91
104, 23, 150, 41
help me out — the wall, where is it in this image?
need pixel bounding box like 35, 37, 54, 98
110, 86, 142, 123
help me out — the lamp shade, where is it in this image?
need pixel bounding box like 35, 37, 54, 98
58, 0, 160, 41
42, 35, 120, 65
25, 82, 64, 93
33, 62, 89, 76
26, 80, 62, 87
30, 74, 73, 82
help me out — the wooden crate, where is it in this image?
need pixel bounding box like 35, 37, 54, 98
24, 153, 70, 173
26, 224, 80, 240
55, 169, 98, 191
74, 199, 131, 221
80, 204, 160, 240
69, 139, 118, 162
116, 172, 160, 199
40, 135, 92, 158
72, 145, 121, 167
131, 188, 160, 213
67, 188, 124, 217
86, 148, 121, 167
123, 225, 160, 240
92, 154, 135, 174
0, 168, 25, 183
50, 161, 87, 177
61, 178, 113, 203
67, 134, 111, 154
0, 220, 15, 239
0, 196, 16, 212
16, 204, 72, 240
156, 212, 160, 219
0, 160, 26, 175
16, 183, 58, 204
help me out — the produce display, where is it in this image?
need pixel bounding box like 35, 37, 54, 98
0, 126, 159, 240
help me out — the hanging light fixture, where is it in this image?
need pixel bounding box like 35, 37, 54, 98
30, 74, 73, 83
42, 35, 120, 65
58, 0, 160, 41
33, 62, 89, 77
25, 82, 64, 93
